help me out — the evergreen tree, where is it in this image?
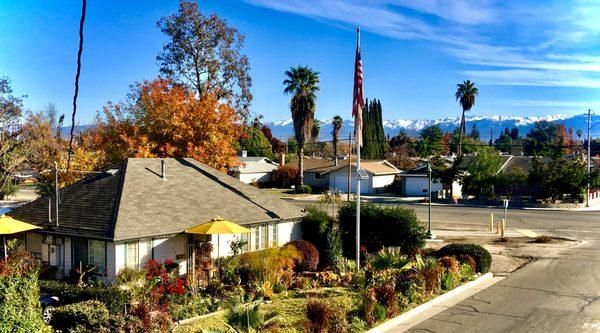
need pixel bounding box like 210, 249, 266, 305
469, 123, 480, 140
361, 98, 386, 159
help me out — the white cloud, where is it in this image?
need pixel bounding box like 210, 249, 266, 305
244, 0, 600, 88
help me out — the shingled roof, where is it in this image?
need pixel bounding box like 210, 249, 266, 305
9, 158, 305, 241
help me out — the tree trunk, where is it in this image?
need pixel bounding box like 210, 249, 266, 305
298, 147, 304, 186
457, 110, 465, 156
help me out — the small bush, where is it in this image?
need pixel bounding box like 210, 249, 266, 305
375, 281, 398, 318
169, 296, 213, 321
338, 202, 426, 256
440, 271, 456, 290
285, 240, 319, 272
272, 165, 298, 188
51, 300, 109, 331
414, 256, 443, 294
458, 263, 476, 282
439, 256, 459, 275
436, 243, 492, 273
238, 246, 298, 284
458, 254, 477, 272
298, 184, 312, 194
305, 299, 333, 333
39, 280, 130, 314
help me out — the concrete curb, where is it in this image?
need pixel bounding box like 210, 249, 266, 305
366, 272, 495, 333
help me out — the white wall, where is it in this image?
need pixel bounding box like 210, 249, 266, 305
151, 234, 188, 275
403, 176, 444, 197
277, 220, 301, 244
304, 172, 329, 188
115, 242, 125, 273
238, 172, 271, 184
371, 174, 396, 190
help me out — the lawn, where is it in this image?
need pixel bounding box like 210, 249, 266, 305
175, 287, 362, 332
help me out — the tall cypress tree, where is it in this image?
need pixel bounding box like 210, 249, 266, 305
361, 98, 386, 159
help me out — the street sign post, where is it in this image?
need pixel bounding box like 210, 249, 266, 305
503, 199, 509, 224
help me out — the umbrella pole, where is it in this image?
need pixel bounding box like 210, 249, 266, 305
3, 236, 7, 262
217, 235, 221, 280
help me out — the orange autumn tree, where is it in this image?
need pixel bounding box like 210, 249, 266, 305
85, 79, 242, 171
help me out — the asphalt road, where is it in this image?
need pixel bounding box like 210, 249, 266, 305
290, 200, 600, 332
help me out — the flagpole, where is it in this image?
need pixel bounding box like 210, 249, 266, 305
355, 27, 361, 271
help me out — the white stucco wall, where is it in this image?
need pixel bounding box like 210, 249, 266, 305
238, 172, 271, 184
304, 172, 329, 188
114, 242, 125, 273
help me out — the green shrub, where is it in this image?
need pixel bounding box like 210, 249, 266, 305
368, 247, 412, 271
169, 296, 213, 321
435, 243, 492, 273
338, 202, 426, 256
298, 184, 312, 194
51, 300, 109, 331
440, 271, 456, 290
301, 208, 344, 271
284, 240, 319, 272
0, 252, 49, 332
39, 280, 130, 314
458, 263, 476, 282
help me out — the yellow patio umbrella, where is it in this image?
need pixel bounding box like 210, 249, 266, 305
185, 216, 250, 280
0, 215, 41, 261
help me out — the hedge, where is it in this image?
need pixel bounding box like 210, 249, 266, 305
338, 202, 426, 256
0, 263, 48, 332
301, 208, 343, 270
435, 243, 492, 273
51, 300, 109, 331
39, 280, 130, 314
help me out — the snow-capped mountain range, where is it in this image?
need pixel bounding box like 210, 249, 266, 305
266, 114, 598, 142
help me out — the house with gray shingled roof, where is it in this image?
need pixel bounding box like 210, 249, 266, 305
8, 158, 304, 278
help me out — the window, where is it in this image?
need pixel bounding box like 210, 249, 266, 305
261, 225, 268, 249
126, 242, 138, 268
88, 240, 106, 270
240, 232, 250, 253
253, 226, 260, 251
271, 223, 279, 247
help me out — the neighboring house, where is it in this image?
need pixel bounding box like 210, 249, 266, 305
9, 158, 304, 278
400, 165, 460, 197
286, 157, 401, 194
328, 160, 401, 194
230, 156, 279, 184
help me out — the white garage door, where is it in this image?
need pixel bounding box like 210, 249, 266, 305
331, 174, 372, 194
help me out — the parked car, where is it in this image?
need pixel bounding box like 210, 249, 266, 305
39, 294, 60, 324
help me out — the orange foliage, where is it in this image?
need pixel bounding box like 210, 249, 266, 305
85, 79, 243, 171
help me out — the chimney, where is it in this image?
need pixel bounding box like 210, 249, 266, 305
161, 160, 167, 180
280, 152, 285, 166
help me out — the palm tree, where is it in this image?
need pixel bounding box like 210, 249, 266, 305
283, 66, 320, 185
332, 115, 343, 165
455, 80, 479, 156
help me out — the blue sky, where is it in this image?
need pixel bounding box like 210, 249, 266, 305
2, 0, 600, 124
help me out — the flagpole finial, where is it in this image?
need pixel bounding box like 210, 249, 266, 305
356, 27, 360, 32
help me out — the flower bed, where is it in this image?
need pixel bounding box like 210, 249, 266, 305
173, 244, 487, 333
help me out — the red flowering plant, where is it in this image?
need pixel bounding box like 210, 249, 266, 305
143, 259, 186, 311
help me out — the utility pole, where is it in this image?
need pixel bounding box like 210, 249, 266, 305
587, 109, 592, 208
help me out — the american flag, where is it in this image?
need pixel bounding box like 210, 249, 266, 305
352, 33, 364, 147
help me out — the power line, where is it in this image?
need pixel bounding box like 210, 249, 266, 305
66, 0, 87, 175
